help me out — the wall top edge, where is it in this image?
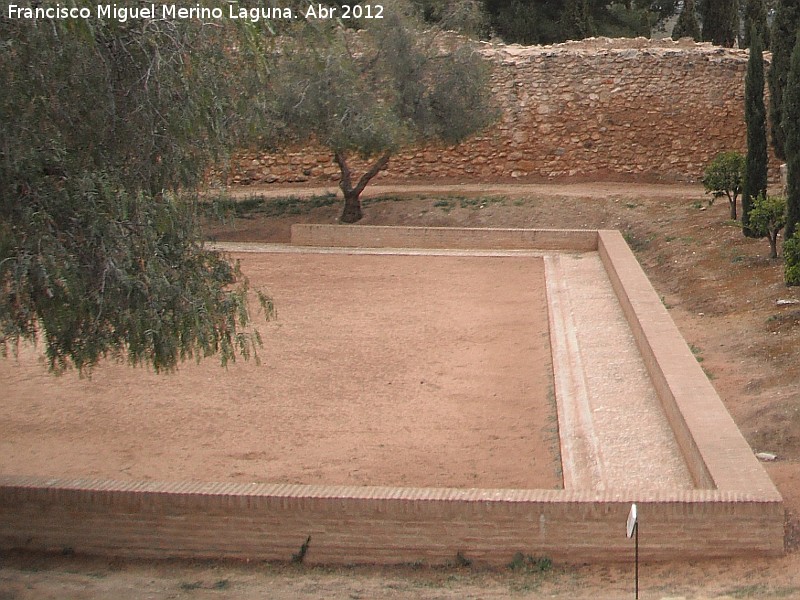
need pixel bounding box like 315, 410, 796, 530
0, 476, 782, 504
474, 36, 751, 60
295, 225, 599, 234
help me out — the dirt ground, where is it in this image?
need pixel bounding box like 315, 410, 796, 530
2, 181, 800, 599
0, 253, 557, 489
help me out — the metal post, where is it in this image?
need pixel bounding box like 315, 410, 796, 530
634, 521, 639, 600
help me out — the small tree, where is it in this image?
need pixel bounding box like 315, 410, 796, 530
749, 194, 787, 258
271, 9, 498, 223
702, 152, 746, 220
743, 29, 768, 237
672, 0, 701, 40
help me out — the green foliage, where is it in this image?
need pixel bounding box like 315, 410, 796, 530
485, 0, 564, 44
672, 0, 701, 40
291, 535, 312, 563
271, 6, 498, 222
784, 231, 800, 285
412, 0, 492, 37
768, 0, 800, 160
204, 193, 339, 220
507, 553, 553, 573
783, 31, 800, 241
561, 0, 597, 39
743, 29, 768, 236
749, 194, 787, 258
743, 0, 770, 48
483, 0, 658, 44
702, 152, 746, 220
701, 0, 740, 47
0, 7, 274, 373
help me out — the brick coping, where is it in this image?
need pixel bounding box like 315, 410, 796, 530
0, 475, 784, 504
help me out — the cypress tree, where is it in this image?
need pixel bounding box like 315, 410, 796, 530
743, 0, 769, 49
768, 0, 800, 160
672, 0, 701, 40
561, 0, 596, 40
743, 29, 768, 237
701, 0, 740, 47
783, 32, 800, 243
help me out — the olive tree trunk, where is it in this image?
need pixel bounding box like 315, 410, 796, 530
335, 150, 392, 224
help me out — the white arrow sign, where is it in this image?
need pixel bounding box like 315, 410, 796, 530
626, 503, 638, 539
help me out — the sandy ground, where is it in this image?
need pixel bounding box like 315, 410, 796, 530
0, 252, 558, 489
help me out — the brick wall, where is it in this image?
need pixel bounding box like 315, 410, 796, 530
0, 228, 784, 565
225, 37, 777, 187
0, 477, 784, 565
290, 224, 598, 251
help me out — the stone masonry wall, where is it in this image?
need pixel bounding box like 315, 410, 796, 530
227, 37, 775, 186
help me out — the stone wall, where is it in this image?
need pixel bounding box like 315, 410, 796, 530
227, 37, 776, 186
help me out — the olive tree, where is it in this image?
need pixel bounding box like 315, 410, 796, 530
749, 195, 787, 258
271, 6, 498, 223
702, 152, 746, 220
1, 11, 274, 373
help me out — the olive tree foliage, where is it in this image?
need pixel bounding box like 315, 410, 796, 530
702, 152, 746, 220
0, 11, 275, 373
749, 194, 787, 258
271, 6, 498, 223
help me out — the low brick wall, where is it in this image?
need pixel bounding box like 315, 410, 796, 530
0, 228, 784, 564
0, 478, 784, 564
598, 230, 783, 495
290, 224, 598, 251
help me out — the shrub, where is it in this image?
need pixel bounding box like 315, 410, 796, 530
785, 231, 800, 286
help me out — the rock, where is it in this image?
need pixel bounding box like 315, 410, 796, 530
756, 452, 778, 462
776, 299, 799, 306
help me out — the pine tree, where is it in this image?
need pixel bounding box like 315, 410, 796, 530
743, 0, 769, 49
743, 29, 768, 237
672, 0, 701, 40
783, 32, 800, 244
701, 0, 740, 47
768, 0, 800, 160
